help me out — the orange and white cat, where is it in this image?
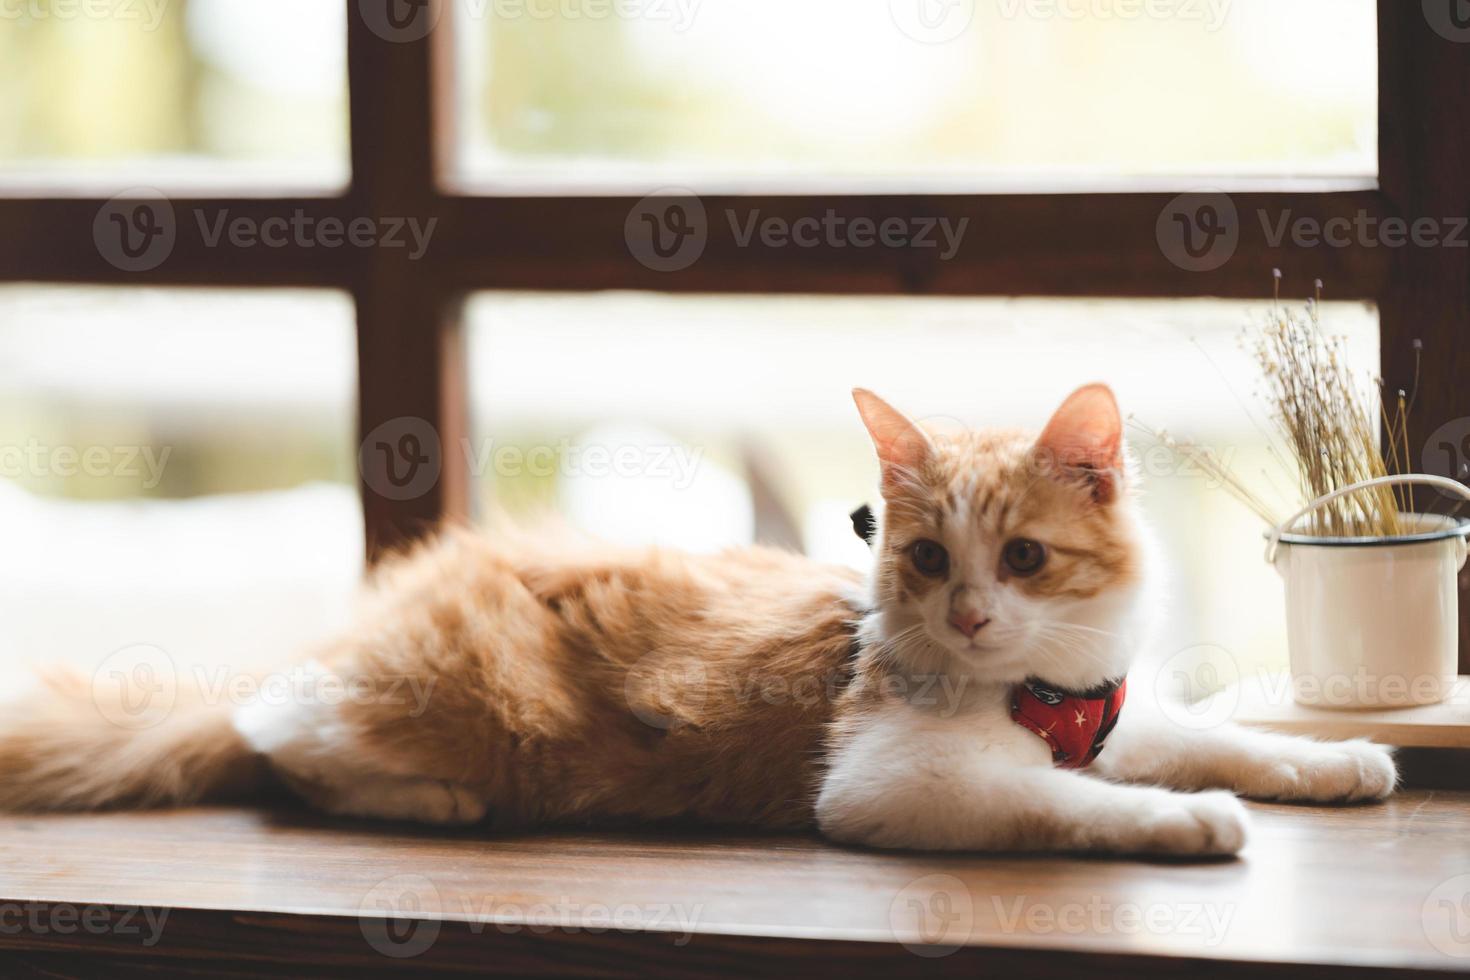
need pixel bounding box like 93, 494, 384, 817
0, 384, 1395, 856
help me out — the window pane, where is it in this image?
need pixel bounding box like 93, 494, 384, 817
465, 291, 1380, 679
455, 0, 1375, 187
0, 0, 348, 189
0, 286, 362, 678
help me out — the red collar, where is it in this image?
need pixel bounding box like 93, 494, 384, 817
1010, 677, 1126, 769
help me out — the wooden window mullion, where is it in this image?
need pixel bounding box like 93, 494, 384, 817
1377, 0, 1470, 671
347, 0, 468, 561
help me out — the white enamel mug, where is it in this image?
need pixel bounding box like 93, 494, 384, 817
1266, 475, 1470, 709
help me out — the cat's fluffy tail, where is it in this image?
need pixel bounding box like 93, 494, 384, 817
0, 669, 264, 811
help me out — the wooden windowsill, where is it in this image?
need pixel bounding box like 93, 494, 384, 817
0, 793, 1466, 977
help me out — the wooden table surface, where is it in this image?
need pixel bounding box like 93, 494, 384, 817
0, 793, 1467, 977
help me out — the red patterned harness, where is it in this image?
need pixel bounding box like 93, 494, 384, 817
1009, 678, 1126, 769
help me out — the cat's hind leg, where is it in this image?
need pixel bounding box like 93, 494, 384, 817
232, 664, 490, 826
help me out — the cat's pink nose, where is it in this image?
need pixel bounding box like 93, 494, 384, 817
948, 609, 991, 638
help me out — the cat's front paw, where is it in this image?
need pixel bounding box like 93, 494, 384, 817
1135, 790, 1249, 857
1235, 739, 1397, 803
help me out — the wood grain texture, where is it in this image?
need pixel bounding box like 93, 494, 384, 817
0, 794, 1466, 976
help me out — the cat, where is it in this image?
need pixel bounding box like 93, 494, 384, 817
0, 384, 1396, 856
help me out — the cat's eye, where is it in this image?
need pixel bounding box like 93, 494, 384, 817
909, 539, 949, 577
1002, 538, 1047, 576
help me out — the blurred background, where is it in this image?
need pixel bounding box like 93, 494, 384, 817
1, 0, 1378, 685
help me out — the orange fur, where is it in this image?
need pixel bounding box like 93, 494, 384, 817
0, 384, 1149, 826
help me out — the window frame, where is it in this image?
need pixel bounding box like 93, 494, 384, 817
0, 1, 1464, 667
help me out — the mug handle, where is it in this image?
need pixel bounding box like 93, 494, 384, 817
1264, 473, 1470, 565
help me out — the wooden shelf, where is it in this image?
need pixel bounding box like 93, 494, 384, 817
1, 799, 1468, 977
1225, 673, 1470, 748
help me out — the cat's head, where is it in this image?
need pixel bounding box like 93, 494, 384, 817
853, 384, 1153, 690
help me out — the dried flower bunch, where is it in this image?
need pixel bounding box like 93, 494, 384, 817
1140, 271, 1420, 538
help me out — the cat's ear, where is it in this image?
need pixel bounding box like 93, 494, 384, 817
852, 388, 934, 492
1036, 383, 1124, 503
